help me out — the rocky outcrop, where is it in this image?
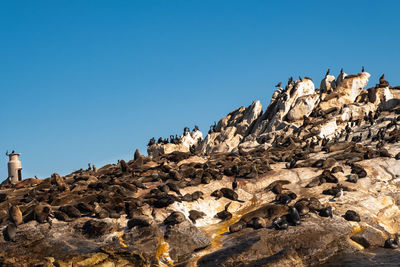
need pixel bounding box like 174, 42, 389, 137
2, 69, 400, 266
286, 94, 320, 121
320, 74, 336, 93
199, 100, 262, 154
148, 129, 203, 158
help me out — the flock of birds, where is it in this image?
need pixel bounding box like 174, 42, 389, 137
147, 125, 200, 147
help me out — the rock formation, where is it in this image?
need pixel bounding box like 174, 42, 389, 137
2, 69, 400, 266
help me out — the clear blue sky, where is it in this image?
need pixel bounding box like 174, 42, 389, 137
1, 1, 399, 180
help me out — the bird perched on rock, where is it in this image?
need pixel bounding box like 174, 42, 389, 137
232, 177, 238, 191
361, 66, 365, 72
275, 82, 282, 88
215, 202, 232, 222
330, 187, 343, 202
325, 68, 330, 76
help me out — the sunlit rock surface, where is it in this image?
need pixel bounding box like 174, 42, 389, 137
2, 70, 400, 266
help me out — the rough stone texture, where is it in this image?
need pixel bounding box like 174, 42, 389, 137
320, 74, 336, 93
287, 94, 320, 121
199, 100, 262, 154
148, 143, 190, 158
148, 130, 203, 158
2, 70, 400, 266
165, 220, 211, 262
181, 130, 203, 148
320, 72, 370, 111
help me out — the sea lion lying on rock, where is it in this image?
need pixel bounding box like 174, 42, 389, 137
212, 188, 245, 203
229, 204, 287, 233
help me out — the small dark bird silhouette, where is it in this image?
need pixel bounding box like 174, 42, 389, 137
326, 68, 330, 76
299, 76, 303, 82
288, 76, 293, 85
379, 74, 385, 84
232, 177, 238, 191
361, 66, 364, 72
340, 68, 343, 74
275, 82, 282, 88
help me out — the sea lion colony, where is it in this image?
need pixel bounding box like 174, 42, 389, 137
1, 69, 400, 265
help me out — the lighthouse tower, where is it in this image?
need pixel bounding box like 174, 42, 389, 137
7, 151, 22, 183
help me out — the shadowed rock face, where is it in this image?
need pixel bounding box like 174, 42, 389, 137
1, 70, 400, 266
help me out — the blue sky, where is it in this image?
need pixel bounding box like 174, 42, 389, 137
1, 1, 399, 180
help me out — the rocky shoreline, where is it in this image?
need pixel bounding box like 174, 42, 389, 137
1, 69, 400, 266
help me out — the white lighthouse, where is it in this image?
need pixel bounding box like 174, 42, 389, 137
6, 151, 22, 183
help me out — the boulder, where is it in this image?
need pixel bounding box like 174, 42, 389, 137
199, 101, 262, 154
165, 220, 211, 263
286, 94, 320, 121
320, 72, 370, 111
320, 74, 336, 93
148, 143, 189, 158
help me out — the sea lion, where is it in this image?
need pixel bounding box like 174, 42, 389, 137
33, 204, 51, 224
59, 205, 81, 218
288, 206, 301, 225
119, 160, 129, 173
134, 149, 141, 160
220, 188, 244, 203
128, 216, 152, 228
276, 194, 294, 205
308, 197, 324, 212
76, 202, 94, 213
3, 223, 17, 241
272, 216, 289, 230
347, 174, 358, 183
166, 182, 182, 196
211, 190, 223, 200
189, 210, 206, 224
384, 233, 399, 249
343, 210, 360, 222
321, 170, 338, 183
164, 211, 185, 226
319, 207, 333, 218
294, 201, 310, 216
201, 173, 212, 184
322, 158, 337, 169
229, 204, 287, 233
53, 211, 71, 221
331, 166, 344, 173
191, 191, 204, 201
9, 204, 23, 226
264, 180, 291, 193
132, 179, 147, 189
247, 217, 266, 229
158, 184, 170, 194
350, 164, 367, 178
215, 202, 232, 222
51, 173, 68, 192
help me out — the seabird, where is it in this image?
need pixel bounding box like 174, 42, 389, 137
275, 82, 282, 88
326, 68, 330, 76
